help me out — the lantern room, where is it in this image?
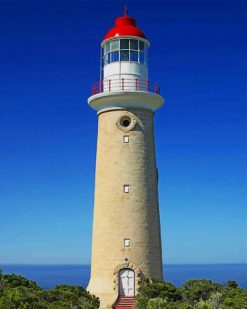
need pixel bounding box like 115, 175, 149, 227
89, 9, 163, 111
99, 13, 151, 93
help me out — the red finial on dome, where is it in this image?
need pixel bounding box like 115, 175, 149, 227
103, 9, 146, 41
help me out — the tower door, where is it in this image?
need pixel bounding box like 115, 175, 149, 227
119, 269, 135, 297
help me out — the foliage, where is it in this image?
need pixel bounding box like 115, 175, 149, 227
136, 278, 182, 308
225, 280, 238, 289
181, 279, 222, 303
0, 271, 100, 309
222, 287, 247, 309
1, 269, 246, 309
136, 277, 247, 309
2, 273, 40, 289
195, 292, 222, 309
147, 297, 168, 309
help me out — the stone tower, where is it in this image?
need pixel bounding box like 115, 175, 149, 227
87, 10, 164, 309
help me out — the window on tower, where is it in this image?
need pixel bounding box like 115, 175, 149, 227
120, 39, 129, 49
102, 38, 148, 66
111, 51, 119, 62
111, 40, 119, 51
123, 135, 129, 143
123, 185, 130, 193
139, 41, 144, 51
139, 52, 145, 64
130, 51, 138, 62
105, 42, 110, 53
130, 39, 138, 50
124, 239, 130, 247
120, 50, 129, 61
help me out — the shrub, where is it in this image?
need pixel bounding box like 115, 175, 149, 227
0, 271, 100, 309
222, 287, 247, 309
147, 297, 168, 309
181, 279, 222, 303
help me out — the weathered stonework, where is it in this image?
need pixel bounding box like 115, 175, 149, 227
113, 261, 142, 294
116, 111, 137, 132
87, 108, 163, 308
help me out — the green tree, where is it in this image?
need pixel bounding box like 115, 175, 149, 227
195, 292, 222, 309
48, 284, 100, 308
226, 280, 238, 289
222, 287, 247, 309
196, 299, 214, 309
0, 273, 100, 309
181, 279, 222, 304
2, 274, 40, 290
136, 278, 182, 308
1, 286, 41, 308
147, 297, 168, 309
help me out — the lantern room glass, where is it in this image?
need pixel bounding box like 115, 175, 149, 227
102, 38, 148, 66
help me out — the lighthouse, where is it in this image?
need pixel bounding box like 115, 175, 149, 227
87, 9, 164, 309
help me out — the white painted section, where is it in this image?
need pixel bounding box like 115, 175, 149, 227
119, 269, 135, 297
88, 91, 164, 112
103, 63, 148, 93
104, 62, 148, 80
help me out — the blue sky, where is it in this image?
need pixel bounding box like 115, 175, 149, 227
0, 0, 246, 265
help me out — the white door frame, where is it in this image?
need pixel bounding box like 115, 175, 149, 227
119, 268, 135, 297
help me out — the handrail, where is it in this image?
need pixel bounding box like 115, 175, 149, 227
92, 78, 160, 95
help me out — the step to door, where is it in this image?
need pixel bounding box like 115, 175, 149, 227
114, 297, 136, 309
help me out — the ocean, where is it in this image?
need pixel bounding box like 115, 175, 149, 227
1, 264, 246, 290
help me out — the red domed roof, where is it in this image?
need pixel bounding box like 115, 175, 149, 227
103, 15, 146, 41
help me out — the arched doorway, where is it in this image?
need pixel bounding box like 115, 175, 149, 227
119, 268, 135, 297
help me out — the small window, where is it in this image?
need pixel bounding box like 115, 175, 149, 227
139, 52, 145, 64
107, 53, 112, 64
111, 51, 119, 62
139, 41, 145, 51
104, 55, 108, 65
123, 136, 129, 143
130, 39, 138, 50
130, 51, 138, 62
111, 40, 120, 51
120, 116, 131, 128
104, 42, 110, 54
124, 239, 130, 247
123, 185, 130, 193
120, 39, 129, 50
120, 50, 129, 61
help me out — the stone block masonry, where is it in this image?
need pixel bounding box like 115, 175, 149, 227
87, 108, 163, 308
